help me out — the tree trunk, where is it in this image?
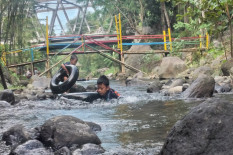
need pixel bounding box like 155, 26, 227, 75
226, 3, 233, 57
161, 1, 171, 29
160, 2, 166, 31
0, 63, 7, 89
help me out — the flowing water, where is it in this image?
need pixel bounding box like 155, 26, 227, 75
0, 80, 206, 154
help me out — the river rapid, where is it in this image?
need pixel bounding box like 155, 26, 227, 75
0, 80, 213, 154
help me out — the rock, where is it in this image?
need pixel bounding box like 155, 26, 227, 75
96, 68, 109, 74
69, 85, 87, 93
182, 74, 215, 98
45, 92, 57, 99
54, 147, 71, 155
167, 86, 183, 95
221, 59, 233, 76
192, 66, 214, 79
37, 92, 47, 100
11, 140, 51, 155
38, 115, 101, 150
169, 79, 185, 88
86, 85, 97, 92
0, 101, 11, 108
158, 57, 187, 79
18, 80, 29, 87
2, 124, 30, 146
126, 79, 149, 87
12, 89, 23, 94
147, 80, 162, 93
116, 73, 128, 80
106, 73, 113, 79
0, 89, 15, 105
182, 83, 190, 92
26, 94, 37, 101
85, 122, 101, 132
160, 99, 233, 155
215, 83, 232, 93
72, 143, 105, 155
30, 75, 50, 89
132, 72, 143, 79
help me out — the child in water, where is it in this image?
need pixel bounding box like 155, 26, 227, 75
61, 54, 78, 81
84, 75, 120, 102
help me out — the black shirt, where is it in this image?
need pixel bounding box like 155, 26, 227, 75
84, 88, 120, 102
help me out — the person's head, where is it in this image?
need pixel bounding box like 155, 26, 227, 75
70, 54, 78, 65
97, 75, 110, 96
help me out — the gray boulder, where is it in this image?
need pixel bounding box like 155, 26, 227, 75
54, 147, 71, 155
160, 99, 233, 155
158, 57, 187, 79
2, 124, 30, 147
85, 122, 101, 132
86, 85, 97, 92
73, 143, 105, 155
11, 140, 51, 155
30, 75, 50, 89
192, 66, 214, 79
169, 79, 185, 88
0, 100, 11, 108
0, 89, 15, 105
221, 59, 233, 76
182, 74, 215, 98
69, 85, 86, 93
38, 115, 101, 150
147, 81, 162, 93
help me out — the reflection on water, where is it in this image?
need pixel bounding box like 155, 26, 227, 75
0, 80, 203, 154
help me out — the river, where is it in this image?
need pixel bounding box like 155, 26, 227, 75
0, 80, 204, 154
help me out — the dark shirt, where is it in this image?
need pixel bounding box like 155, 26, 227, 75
84, 88, 120, 102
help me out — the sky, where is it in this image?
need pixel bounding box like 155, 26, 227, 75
37, 1, 94, 35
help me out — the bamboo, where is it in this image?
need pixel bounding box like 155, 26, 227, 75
119, 13, 125, 73
199, 35, 202, 48
163, 30, 167, 50
206, 32, 209, 49
168, 28, 172, 51
115, 15, 120, 49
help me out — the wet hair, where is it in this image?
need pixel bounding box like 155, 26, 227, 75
70, 54, 78, 61
97, 75, 109, 86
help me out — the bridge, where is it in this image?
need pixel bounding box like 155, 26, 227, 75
0, 0, 209, 76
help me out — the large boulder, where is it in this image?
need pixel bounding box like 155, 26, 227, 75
72, 143, 105, 155
11, 140, 51, 155
38, 115, 101, 150
0, 100, 11, 108
0, 89, 15, 105
158, 57, 187, 79
221, 59, 233, 76
182, 74, 215, 98
160, 99, 233, 155
147, 80, 162, 93
30, 75, 50, 89
86, 85, 97, 92
192, 66, 214, 79
2, 124, 30, 147
169, 79, 185, 88
69, 85, 87, 93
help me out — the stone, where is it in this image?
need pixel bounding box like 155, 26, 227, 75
169, 79, 185, 88
158, 57, 187, 79
69, 85, 87, 93
182, 83, 190, 92
11, 140, 51, 155
182, 74, 215, 98
126, 79, 149, 87
37, 92, 47, 100
160, 99, 233, 155
86, 85, 97, 92
167, 86, 183, 95
18, 80, 29, 87
132, 72, 144, 79
30, 75, 50, 89
54, 146, 71, 155
38, 115, 101, 151
0, 89, 15, 105
147, 80, 162, 93
2, 124, 30, 147
85, 122, 101, 132
72, 143, 105, 155
0, 101, 11, 108
192, 66, 214, 79
221, 59, 233, 76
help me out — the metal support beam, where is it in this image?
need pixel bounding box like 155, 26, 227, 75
60, 0, 73, 32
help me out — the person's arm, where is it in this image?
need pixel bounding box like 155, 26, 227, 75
61, 64, 69, 75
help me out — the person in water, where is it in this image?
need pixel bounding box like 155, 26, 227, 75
61, 54, 78, 81
84, 75, 120, 102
